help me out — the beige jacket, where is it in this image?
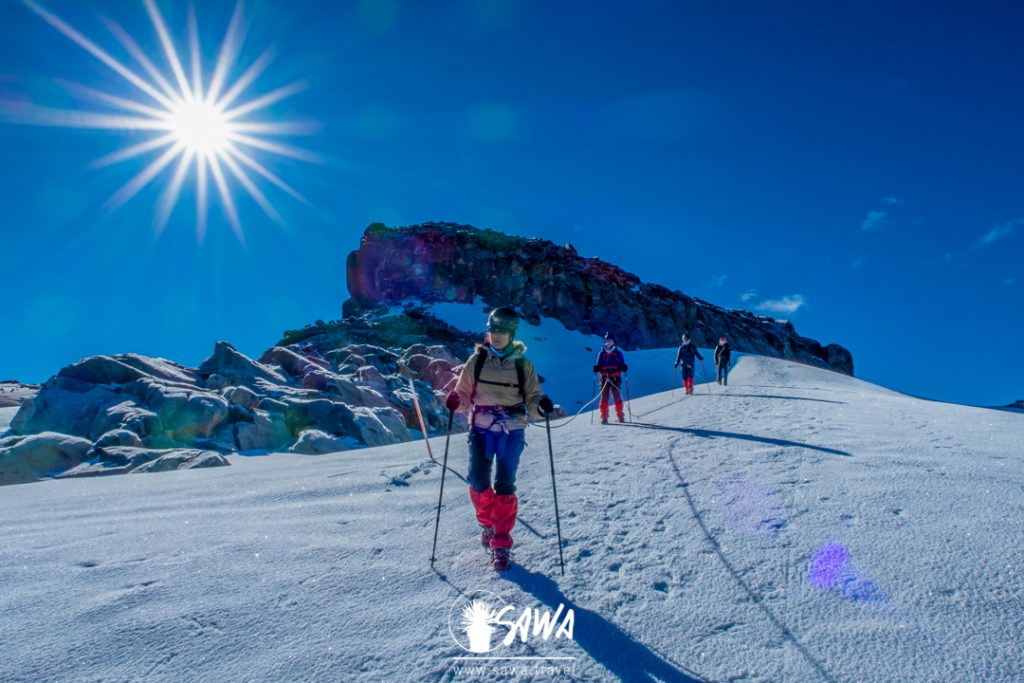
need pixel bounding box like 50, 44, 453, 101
452, 341, 544, 431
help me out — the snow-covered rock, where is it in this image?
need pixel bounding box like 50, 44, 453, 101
233, 410, 292, 452
5, 337, 437, 483
58, 446, 229, 478
258, 345, 327, 378
289, 429, 351, 454
349, 406, 402, 447
93, 428, 144, 449
11, 378, 122, 438
0, 432, 93, 485
223, 385, 260, 410
197, 340, 288, 386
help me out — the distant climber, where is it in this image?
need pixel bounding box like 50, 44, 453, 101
674, 333, 703, 395
593, 332, 628, 424
715, 336, 731, 386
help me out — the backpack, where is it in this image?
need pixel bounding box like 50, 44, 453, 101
470, 348, 526, 404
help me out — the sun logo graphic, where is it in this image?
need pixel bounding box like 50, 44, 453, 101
447, 590, 575, 655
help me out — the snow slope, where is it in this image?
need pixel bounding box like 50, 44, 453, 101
1, 355, 1022, 682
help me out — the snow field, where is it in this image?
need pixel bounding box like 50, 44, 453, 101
1, 354, 1021, 681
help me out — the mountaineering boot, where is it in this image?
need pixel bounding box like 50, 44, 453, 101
489, 493, 518, 554
492, 546, 512, 572
480, 524, 495, 549
599, 399, 609, 424
601, 417, 608, 425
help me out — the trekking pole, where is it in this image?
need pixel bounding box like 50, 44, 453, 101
408, 377, 435, 462
590, 375, 596, 425
429, 408, 456, 565
624, 374, 633, 422
544, 412, 565, 576
700, 359, 712, 394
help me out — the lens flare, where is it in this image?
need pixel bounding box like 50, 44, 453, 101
808, 541, 886, 604
15, 0, 318, 242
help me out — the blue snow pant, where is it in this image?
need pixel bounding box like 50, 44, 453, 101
717, 363, 729, 383
467, 426, 526, 495
681, 364, 696, 381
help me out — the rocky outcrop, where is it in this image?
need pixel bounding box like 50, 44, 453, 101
289, 429, 352, 455
199, 341, 288, 386
56, 446, 228, 479
280, 307, 478, 360
345, 222, 854, 375
0, 432, 93, 485
3, 333, 457, 485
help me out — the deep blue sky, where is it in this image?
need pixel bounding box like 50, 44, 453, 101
1, 0, 1021, 406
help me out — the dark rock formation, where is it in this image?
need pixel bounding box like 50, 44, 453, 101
345, 222, 854, 375
281, 306, 478, 360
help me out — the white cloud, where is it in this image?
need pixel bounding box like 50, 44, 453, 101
755, 294, 806, 314
740, 289, 758, 302
882, 197, 905, 206
860, 210, 887, 232
976, 219, 1021, 248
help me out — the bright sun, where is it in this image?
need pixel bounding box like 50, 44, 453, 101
20, 0, 318, 242
169, 101, 231, 155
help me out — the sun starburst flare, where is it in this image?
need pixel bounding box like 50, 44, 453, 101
15, 0, 319, 242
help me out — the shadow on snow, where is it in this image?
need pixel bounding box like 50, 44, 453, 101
505, 566, 711, 683
615, 422, 851, 456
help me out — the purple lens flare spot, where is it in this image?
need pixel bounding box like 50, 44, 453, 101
839, 574, 884, 603
808, 541, 850, 590
808, 541, 887, 604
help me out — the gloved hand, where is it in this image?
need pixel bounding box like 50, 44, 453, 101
674, 362, 679, 368
621, 364, 629, 372
538, 395, 554, 415
445, 393, 460, 411
592, 364, 600, 373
